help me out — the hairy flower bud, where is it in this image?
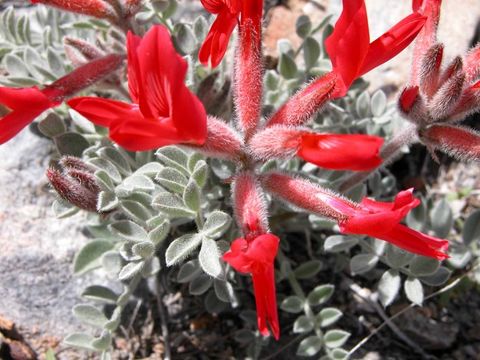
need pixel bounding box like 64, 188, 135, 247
266, 72, 337, 128
428, 70, 465, 120
419, 43, 443, 98
64, 37, 106, 62
420, 124, 480, 161
31, 0, 118, 22
47, 157, 104, 213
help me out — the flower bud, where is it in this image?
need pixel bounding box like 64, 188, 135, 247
47, 157, 104, 213
31, 0, 118, 22
420, 124, 480, 161
419, 43, 443, 98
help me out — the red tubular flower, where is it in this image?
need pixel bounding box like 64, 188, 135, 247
68, 25, 207, 152
249, 126, 384, 171
0, 87, 59, 144
31, 0, 117, 21
338, 189, 449, 260
298, 133, 383, 171
325, 0, 426, 97
223, 234, 280, 340
199, 0, 263, 68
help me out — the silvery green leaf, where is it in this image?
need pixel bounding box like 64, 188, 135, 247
118, 261, 144, 281
463, 209, 480, 245
38, 113, 66, 137
54, 132, 89, 157
191, 161, 208, 188
156, 146, 189, 175
297, 336, 322, 356
234, 329, 255, 344
324, 330, 350, 348
152, 192, 196, 218
447, 244, 471, 269
119, 175, 155, 194
173, 23, 196, 55
193, 15, 208, 39
189, 273, 213, 295
162, 0, 178, 18
132, 241, 155, 258
277, 38, 294, 56
135, 10, 154, 24
156, 167, 188, 193
81, 285, 118, 304
135, 162, 163, 177
296, 15, 312, 38
330, 348, 349, 360
204, 289, 228, 314
199, 237, 223, 278
372, 239, 387, 256
63, 333, 95, 350
324, 235, 358, 253
202, 211, 232, 239
303, 36, 320, 69
151, 0, 170, 12
165, 233, 202, 266
409, 256, 440, 277
73, 304, 108, 328
350, 253, 378, 275
52, 199, 79, 218
148, 220, 170, 245
419, 266, 451, 286
98, 147, 131, 174
293, 260, 322, 279
406, 200, 427, 232
187, 152, 204, 171
92, 331, 111, 351
47, 48, 64, 76
119, 200, 152, 223
95, 170, 115, 191
378, 269, 401, 307
5, 53, 29, 77
104, 305, 122, 331
280, 296, 304, 313
141, 257, 161, 277
177, 259, 202, 283
307, 284, 334, 306
210, 158, 235, 179
89, 158, 122, 183
265, 70, 280, 91
69, 109, 96, 133
431, 199, 453, 238
97, 191, 118, 212
386, 244, 414, 268
109, 220, 148, 242
74, 240, 114, 275
404, 277, 423, 305
318, 308, 343, 327
213, 279, 234, 303
183, 178, 201, 212
101, 251, 123, 279
371, 90, 387, 117
293, 315, 314, 333
278, 53, 297, 79
356, 91, 371, 118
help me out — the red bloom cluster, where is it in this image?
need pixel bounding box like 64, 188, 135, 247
69, 26, 207, 151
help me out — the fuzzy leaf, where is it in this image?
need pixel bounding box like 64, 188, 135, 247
463, 209, 480, 245
54, 132, 89, 157
109, 220, 148, 242
189, 273, 213, 295
281, 296, 304, 313
409, 256, 440, 277
297, 336, 322, 357
318, 308, 343, 328
177, 259, 202, 283
199, 237, 223, 278
202, 211, 232, 239
293, 315, 314, 333
152, 192, 196, 218
156, 167, 188, 193
307, 284, 334, 306
63, 333, 95, 350
156, 146, 189, 175
378, 269, 401, 307
293, 260, 322, 279
350, 254, 378, 275
324, 235, 358, 253
38, 113, 66, 137
81, 285, 118, 304
431, 199, 453, 238
73, 240, 114, 275
73, 304, 108, 328
324, 330, 350, 348
97, 191, 118, 212
148, 220, 170, 245
183, 178, 201, 211
166, 233, 203, 266
118, 261, 144, 281
404, 277, 424, 305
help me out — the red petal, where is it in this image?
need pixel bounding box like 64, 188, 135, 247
298, 133, 383, 171
0, 86, 51, 110
135, 25, 186, 119
67, 97, 140, 127
200, 0, 225, 13
198, 9, 238, 68
380, 224, 449, 260
245, 234, 279, 265
252, 266, 280, 340
0, 86, 53, 144
399, 86, 420, 113
325, 0, 370, 94
359, 13, 426, 76
223, 238, 252, 273
126, 31, 142, 103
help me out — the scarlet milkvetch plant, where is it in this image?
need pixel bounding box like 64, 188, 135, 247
0, 0, 473, 358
